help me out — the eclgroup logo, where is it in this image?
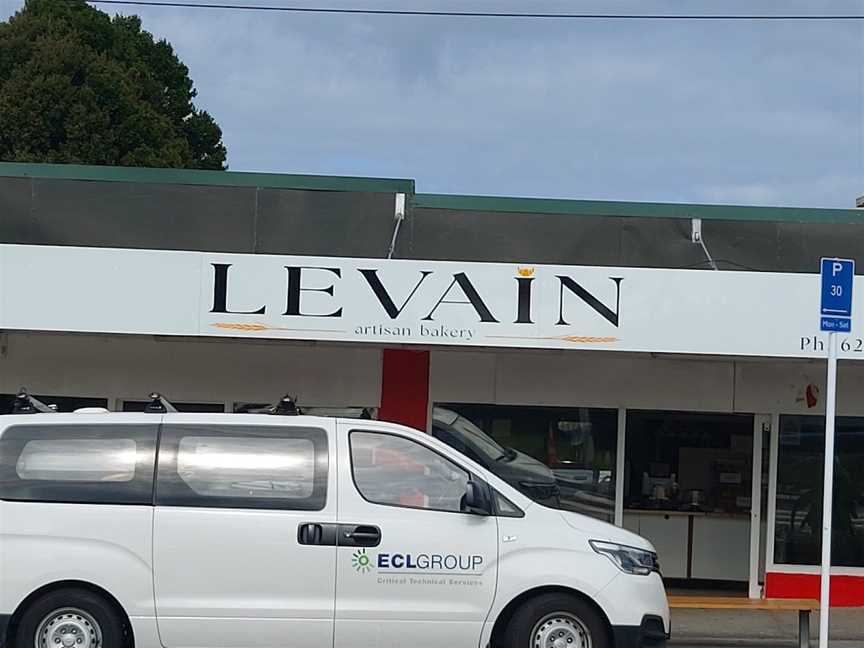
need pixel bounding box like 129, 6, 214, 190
351, 549, 484, 575
352, 549, 372, 573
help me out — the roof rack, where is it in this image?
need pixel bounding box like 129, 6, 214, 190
5, 389, 367, 419
269, 394, 299, 416
235, 400, 374, 418
235, 395, 299, 415
300, 406, 375, 419
141, 392, 297, 415
11, 388, 57, 414
145, 393, 178, 413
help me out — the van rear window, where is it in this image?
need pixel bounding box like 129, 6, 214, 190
0, 425, 157, 505
17, 439, 137, 482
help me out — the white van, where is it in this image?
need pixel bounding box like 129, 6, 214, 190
0, 407, 669, 648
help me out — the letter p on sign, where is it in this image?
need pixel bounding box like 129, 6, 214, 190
820, 258, 854, 332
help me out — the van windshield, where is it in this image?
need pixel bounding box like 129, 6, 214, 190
432, 407, 512, 462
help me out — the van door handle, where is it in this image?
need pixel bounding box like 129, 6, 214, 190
298, 523, 338, 546
339, 524, 381, 547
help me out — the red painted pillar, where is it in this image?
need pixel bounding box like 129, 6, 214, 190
378, 349, 430, 432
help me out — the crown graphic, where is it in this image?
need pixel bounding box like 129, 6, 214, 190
517, 267, 535, 277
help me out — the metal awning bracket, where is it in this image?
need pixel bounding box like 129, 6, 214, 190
691, 217, 718, 270
387, 193, 407, 259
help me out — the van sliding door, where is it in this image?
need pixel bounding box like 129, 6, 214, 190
152, 417, 337, 648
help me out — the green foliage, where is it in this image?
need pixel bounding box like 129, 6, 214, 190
0, 0, 227, 169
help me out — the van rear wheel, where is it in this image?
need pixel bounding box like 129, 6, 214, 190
504, 593, 609, 648
13, 588, 125, 648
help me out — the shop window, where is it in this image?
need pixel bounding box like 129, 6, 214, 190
433, 404, 617, 522
774, 415, 864, 568
625, 410, 754, 514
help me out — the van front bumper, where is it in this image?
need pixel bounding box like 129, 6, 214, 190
0, 612, 10, 648
612, 615, 669, 648
612, 614, 669, 648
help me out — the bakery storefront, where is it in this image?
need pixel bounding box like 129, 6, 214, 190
2, 242, 863, 604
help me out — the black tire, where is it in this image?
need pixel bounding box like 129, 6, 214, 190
503, 593, 610, 648
13, 588, 127, 648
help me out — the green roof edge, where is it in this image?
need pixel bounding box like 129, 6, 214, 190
1, 162, 859, 224
0, 162, 415, 194
414, 192, 864, 224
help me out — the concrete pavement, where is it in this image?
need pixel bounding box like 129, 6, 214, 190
668, 607, 864, 646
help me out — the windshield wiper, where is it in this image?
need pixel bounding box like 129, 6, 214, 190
496, 447, 518, 462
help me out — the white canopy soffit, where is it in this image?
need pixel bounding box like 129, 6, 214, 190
0, 244, 857, 360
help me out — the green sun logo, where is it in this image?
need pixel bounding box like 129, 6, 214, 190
352, 548, 372, 573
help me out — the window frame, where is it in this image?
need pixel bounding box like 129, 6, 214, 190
348, 429, 489, 516
0, 424, 158, 505
772, 413, 864, 569
491, 489, 525, 518
155, 423, 329, 511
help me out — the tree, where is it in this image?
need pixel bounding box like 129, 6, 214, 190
0, 0, 227, 169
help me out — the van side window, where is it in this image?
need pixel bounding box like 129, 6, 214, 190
0, 424, 157, 504
350, 431, 469, 513
18, 439, 137, 482
156, 425, 328, 510
493, 491, 525, 518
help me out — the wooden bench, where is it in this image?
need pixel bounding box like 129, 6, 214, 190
668, 596, 820, 648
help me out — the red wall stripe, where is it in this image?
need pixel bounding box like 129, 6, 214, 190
765, 572, 864, 607
378, 349, 430, 432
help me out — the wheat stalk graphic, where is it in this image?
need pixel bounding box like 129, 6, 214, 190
212, 322, 345, 334
488, 334, 618, 344
213, 323, 273, 331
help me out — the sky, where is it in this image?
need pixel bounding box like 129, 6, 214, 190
1, 0, 863, 208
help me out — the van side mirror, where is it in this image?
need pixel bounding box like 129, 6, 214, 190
461, 480, 491, 516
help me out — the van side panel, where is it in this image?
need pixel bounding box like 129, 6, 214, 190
478, 508, 621, 647
0, 502, 155, 618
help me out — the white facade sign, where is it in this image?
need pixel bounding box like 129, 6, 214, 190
0, 244, 859, 359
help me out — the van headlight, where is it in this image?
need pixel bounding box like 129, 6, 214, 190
589, 540, 659, 576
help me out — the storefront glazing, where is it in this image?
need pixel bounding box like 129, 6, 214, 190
434, 404, 617, 522
774, 415, 864, 568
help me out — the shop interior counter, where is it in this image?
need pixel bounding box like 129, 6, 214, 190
624, 509, 750, 580
623, 410, 757, 582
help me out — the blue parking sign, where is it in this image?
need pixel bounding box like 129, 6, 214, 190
820, 258, 854, 332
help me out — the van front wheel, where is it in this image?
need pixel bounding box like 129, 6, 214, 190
504, 593, 610, 648
13, 588, 126, 648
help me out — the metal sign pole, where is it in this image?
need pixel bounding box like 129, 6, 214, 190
819, 331, 837, 648
816, 257, 854, 648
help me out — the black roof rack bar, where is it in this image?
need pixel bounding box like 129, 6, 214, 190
145, 393, 178, 413
12, 388, 57, 414
270, 394, 299, 416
